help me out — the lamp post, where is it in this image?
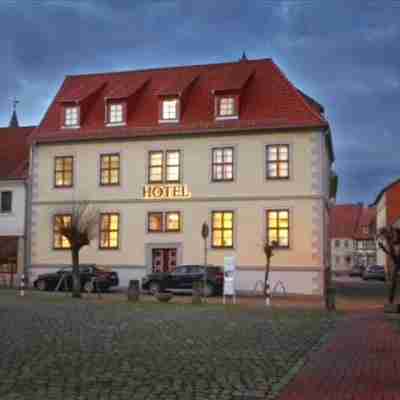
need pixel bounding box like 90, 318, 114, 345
201, 222, 209, 301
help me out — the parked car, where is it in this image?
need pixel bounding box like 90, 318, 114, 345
349, 264, 365, 277
33, 265, 119, 292
362, 265, 386, 281
141, 265, 224, 297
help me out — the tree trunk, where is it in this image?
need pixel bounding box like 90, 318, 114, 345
264, 257, 271, 302
71, 248, 81, 298
388, 264, 399, 304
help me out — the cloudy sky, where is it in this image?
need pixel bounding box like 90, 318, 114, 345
0, 0, 399, 204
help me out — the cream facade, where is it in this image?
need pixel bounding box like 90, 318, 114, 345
29, 128, 332, 295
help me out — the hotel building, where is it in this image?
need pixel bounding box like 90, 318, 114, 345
28, 57, 335, 296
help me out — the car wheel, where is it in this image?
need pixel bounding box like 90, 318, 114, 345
36, 280, 47, 291
204, 282, 215, 297
83, 281, 95, 293
148, 282, 161, 295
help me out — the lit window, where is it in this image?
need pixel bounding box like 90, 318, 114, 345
218, 97, 236, 117
100, 154, 120, 185
53, 214, 72, 249
166, 212, 181, 232
0, 191, 12, 213
99, 213, 120, 249
149, 151, 163, 183
212, 211, 234, 248
267, 210, 289, 248
266, 145, 289, 179
148, 150, 181, 183
64, 106, 79, 127
212, 147, 234, 181
161, 99, 179, 121
148, 212, 163, 233
54, 156, 73, 188
166, 151, 180, 182
108, 104, 124, 124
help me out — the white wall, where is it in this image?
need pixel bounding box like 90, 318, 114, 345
0, 180, 26, 236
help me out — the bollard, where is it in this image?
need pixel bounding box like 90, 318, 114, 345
20, 274, 25, 297
192, 280, 203, 304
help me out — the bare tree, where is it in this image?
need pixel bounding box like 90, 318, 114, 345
376, 226, 400, 304
263, 241, 276, 306
55, 202, 99, 298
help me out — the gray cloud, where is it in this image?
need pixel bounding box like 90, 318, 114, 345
0, 0, 399, 204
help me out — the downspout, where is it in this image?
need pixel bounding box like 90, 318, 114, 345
24, 141, 35, 285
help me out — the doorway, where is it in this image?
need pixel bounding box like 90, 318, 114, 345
151, 248, 177, 273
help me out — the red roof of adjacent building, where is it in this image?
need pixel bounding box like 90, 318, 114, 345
31, 58, 329, 144
0, 126, 35, 180
330, 204, 376, 240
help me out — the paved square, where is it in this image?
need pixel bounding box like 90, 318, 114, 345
0, 292, 335, 400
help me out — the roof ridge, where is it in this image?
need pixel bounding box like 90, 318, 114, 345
65, 58, 273, 79
269, 61, 328, 127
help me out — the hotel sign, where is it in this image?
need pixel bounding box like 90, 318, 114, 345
143, 184, 192, 200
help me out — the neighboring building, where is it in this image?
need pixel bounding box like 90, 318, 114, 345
372, 179, 400, 269
28, 57, 335, 296
330, 204, 376, 273
0, 113, 34, 286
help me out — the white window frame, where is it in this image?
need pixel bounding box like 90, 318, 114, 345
107, 103, 125, 126
160, 99, 179, 123
64, 106, 80, 128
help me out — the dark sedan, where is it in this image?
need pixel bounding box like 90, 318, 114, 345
142, 265, 224, 297
362, 265, 386, 281
33, 265, 119, 292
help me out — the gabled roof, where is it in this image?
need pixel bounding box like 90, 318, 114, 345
31, 58, 329, 144
0, 126, 35, 180
371, 178, 400, 206
330, 204, 376, 240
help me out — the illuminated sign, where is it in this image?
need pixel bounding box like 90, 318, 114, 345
143, 184, 191, 200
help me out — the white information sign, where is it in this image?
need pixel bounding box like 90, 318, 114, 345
223, 256, 236, 302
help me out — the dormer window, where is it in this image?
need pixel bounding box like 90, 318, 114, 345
107, 103, 125, 125
64, 106, 79, 127
160, 98, 179, 122
216, 96, 238, 119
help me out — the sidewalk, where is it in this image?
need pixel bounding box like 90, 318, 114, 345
278, 312, 400, 400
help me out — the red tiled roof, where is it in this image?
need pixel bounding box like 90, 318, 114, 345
105, 77, 150, 100
330, 204, 376, 240
0, 126, 35, 180
31, 58, 328, 144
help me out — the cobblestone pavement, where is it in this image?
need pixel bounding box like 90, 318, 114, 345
0, 292, 335, 400
278, 312, 400, 400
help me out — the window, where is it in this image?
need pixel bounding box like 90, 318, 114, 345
54, 156, 73, 188
344, 240, 349, 248
0, 191, 12, 213
64, 106, 79, 127
148, 150, 180, 183
100, 154, 120, 185
266, 210, 289, 248
335, 239, 340, 248
161, 99, 179, 121
166, 151, 180, 182
212, 147, 234, 181
363, 226, 369, 235
217, 97, 236, 117
266, 145, 289, 179
108, 103, 124, 124
212, 211, 234, 248
99, 213, 120, 249
148, 212, 163, 233
148, 212, 181, 233
166, 212, 181, 232
53, 214, 72, 249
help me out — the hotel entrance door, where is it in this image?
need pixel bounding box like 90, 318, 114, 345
151, 248, 177, 273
